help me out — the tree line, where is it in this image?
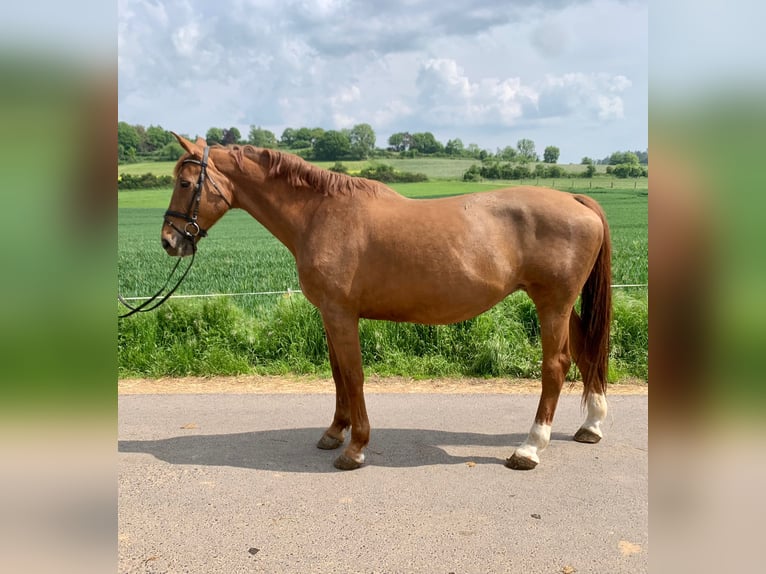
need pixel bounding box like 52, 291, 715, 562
468, 151, 648, 181
118, 121, 647, 172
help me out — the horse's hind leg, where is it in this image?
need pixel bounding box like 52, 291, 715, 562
574, 393, 608, 444
316, 334, 350, 450
507, 298, 572, 470
569, 311, 608, 444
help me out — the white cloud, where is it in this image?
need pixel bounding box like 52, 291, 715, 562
172, 22, 200, 57
536, 72, 633, 121
414, 58, 630, 128
118, 0, 647, 162
331, 85, 361, 106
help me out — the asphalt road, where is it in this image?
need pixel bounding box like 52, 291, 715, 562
119, 392, 647, 573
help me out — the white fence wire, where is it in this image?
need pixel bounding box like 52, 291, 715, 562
119, 284, 647, 302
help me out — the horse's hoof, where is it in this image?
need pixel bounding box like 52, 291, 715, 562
317, 434, 344, 450
333, 453, 364, 471
574, 427, 602, 444
505, 453, 538, 470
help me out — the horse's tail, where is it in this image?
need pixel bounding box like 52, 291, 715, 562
572, 194, 612, 403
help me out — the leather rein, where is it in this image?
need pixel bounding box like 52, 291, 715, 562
118, 146, 228, 318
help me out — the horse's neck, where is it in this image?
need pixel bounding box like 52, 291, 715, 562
212, 147, 319, 255
234, 176, 315, 255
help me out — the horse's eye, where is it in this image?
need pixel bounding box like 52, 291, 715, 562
180, 180, 191, 189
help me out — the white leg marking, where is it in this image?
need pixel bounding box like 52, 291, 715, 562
514, 422, 552, 465
580, 393, 608, 438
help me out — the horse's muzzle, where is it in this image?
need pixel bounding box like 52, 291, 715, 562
161, 229, 195, 257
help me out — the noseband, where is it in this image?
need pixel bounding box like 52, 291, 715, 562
118, 146, 228, 319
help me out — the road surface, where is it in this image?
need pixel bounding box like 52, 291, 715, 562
119, 387, 647, 573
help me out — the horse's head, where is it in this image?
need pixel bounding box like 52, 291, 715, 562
161, 133, 235, 257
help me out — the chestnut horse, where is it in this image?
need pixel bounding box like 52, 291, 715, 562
163, 134, 612, 471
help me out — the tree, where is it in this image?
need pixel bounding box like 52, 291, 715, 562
546, 165, 565, 178
222, 127, 242, 146
280, 127, 297, 148
466, 143, 482, 158
463, 164, 482, 181
248, 126, 277, 148
516, 138, 537, 162
388, 132, 412, 152
158, 142, 185, 161
583, 164, 596, 178
134, 124, 149, 153
611, 163, 644, 178
608, 151, 639, 165
411, 132, 443, 154
309, 127, 325, 146
543, 145, 560, 164
290, 127, 313, 149
349, 123, 376, 159
581, 157, 594, 165
313, 130, 351, 160
497, 146, 517, 161
118, 122, 140, 162
513, 164, 532, 179
206, 127, 224, 146
445, 138, 465, 156
145, 125, 173, 152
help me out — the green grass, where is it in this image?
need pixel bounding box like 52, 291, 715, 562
118, 164, 647, 382
118, 291, 647, 381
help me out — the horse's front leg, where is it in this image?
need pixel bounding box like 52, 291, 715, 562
319, 309, 369, 470
316, 334, 350, 450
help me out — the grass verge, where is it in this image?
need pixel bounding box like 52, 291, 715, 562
118, 291, 647, 382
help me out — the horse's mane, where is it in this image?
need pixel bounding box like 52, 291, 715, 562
228, 145, 389, 198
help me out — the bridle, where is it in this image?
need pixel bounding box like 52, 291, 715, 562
163, 146, 213, 241
118, 146, 230, 319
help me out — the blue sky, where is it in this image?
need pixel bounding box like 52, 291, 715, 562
118, 0, 647, 163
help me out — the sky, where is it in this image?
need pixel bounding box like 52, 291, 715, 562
118, 0, 647, 164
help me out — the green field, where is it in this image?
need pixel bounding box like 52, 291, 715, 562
119, 156, 640, 185
118, 180, 647, 295
118, 172, 647, 382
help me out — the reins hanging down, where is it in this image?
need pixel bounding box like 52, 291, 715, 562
118, 147, 212, 319
117, 251, 195, 319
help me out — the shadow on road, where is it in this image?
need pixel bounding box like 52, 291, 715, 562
119, 427, 575, 473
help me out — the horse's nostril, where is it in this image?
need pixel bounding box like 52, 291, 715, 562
162, 238, 171, 250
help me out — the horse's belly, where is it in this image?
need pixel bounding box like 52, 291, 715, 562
360, 281, 512, 325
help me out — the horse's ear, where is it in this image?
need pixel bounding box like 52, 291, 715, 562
195, 136, 207, 147
171, 132, 202, 156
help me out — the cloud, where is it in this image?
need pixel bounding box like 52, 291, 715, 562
537, 72, 633, 120
414, 58, 631, 128
530, 16, 569, 58
117, 0, 646, 160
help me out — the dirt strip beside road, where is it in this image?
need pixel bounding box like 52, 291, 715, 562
119, 374, 647, 395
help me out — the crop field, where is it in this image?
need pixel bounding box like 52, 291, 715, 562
118, 176, 647, 381
119, 157, 636, 183
118, 181, 647, 297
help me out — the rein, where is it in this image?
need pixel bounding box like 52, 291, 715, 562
118, 147, 217, 319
